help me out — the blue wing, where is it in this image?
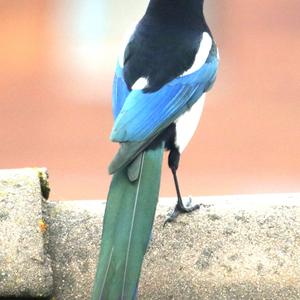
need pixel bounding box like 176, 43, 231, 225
112, 63, 130, 120
111, 52, 219, 143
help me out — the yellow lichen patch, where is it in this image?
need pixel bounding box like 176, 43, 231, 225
35, 168, 51, 199
38, 218, 48, 233
0, 190, 7, 198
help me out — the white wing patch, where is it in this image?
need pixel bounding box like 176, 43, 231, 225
118, 22, 138, 68
175, 94, 206, 153
181, 32, 212, 76
131, 77, 148, 90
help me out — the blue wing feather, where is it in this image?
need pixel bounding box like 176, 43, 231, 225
111, 53, 218, 142
112, 63, 130, 120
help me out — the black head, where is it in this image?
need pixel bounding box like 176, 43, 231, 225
147, 0, 204, 14
145, 0, 205, 26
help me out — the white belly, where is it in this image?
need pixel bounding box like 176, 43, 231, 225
175, 94, 206, 153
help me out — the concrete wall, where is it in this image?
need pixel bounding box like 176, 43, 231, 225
1, 168, 300, 299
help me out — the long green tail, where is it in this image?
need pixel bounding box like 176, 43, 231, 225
92, 145, 164, 300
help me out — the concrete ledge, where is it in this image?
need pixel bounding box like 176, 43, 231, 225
45, 201, 104, 300
45, 194, 300, 300
0, 168, 53, 298
141, 195, 300, 300
0, 168, 300, 299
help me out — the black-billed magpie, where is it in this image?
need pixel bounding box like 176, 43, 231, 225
92, 1, 219, 298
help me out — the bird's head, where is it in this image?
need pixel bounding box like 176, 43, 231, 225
146, 0, 205, 18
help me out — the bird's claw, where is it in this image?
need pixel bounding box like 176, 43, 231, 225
164, 197, 200, 226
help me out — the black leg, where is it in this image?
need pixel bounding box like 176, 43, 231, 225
172, 168, 200, 212
164, 148, 200, 224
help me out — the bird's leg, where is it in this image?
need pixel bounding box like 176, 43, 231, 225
164, 168, 200, 224
164, 148, 200, 224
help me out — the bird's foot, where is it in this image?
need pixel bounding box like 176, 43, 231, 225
164, 197, 200, 225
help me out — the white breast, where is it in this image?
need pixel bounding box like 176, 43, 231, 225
175, 94, 206, 153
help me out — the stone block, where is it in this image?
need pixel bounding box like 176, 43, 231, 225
45, 194, 300, 300
0, 168, 53, 298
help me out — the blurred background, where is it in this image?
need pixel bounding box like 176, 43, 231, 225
0, 0, 299, 200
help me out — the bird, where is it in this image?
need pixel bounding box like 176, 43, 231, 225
92, 0, 219, 299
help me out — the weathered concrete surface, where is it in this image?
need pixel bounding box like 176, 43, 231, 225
0, 167, 299, 300
45, 201, 105, 300
140, 195, 300, 300
45, 194, 300, 300
0, 168, 53, 298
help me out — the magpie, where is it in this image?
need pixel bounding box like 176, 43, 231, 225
92, 1, 219, 298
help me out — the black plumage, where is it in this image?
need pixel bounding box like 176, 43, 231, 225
123, 0, 211, 92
